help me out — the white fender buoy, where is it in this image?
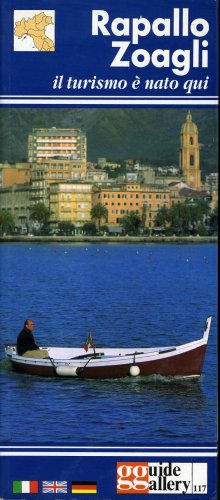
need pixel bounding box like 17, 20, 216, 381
56, 366, 79, 377
129, 365, 140, 377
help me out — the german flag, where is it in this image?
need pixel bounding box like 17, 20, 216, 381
72, 481, 97, 494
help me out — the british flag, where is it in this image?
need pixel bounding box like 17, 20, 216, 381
42, 481, 67, 494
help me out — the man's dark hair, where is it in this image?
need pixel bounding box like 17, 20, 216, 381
24, 319, 31, 327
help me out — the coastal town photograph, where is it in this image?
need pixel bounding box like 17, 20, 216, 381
0, 108, 218, 238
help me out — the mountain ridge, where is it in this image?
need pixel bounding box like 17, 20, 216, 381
0, 108, 218, 176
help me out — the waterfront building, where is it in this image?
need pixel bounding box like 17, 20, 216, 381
28, 128, 87, 207
28, 127, 87, 163
0, 162, 31, 188
0, 184, 31, 232
93, 182, 171, 229
49, 182, 93, 232
30, 159, 87, 207
179, 111, 201, 189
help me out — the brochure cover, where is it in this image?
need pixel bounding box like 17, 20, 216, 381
0, 0, 218, 499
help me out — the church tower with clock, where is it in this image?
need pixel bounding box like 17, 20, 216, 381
179, 111, 201, 189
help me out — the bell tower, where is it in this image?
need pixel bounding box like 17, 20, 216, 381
179, 111, 201, 189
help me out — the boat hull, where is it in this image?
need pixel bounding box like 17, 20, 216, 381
5, 317, 211, 379
8, 344, 207, 379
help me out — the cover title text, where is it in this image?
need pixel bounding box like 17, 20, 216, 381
92, 9, 209, 76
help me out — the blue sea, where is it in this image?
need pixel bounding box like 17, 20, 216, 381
0, 242, 218, 445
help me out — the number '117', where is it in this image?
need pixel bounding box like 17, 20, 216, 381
194, 485, 207, 492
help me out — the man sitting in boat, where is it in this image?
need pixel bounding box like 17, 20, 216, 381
17, 319, 49, 358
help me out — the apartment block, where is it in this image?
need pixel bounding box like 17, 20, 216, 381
93, 182, 171, 228
30, 159, 87, 207
28, 127, 87, 163
27, 128, 87, 207
49, 182, 93, 230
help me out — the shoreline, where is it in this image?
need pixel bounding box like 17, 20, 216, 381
0, 235, 217, 244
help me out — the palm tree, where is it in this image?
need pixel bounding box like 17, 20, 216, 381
0, 210, 15, 234
90, 203, 108, 232
30, 203, 51, 232
119, 211, 142, 235
154, 206, 170, 229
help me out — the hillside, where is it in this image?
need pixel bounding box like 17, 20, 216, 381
0, 108, 218, 176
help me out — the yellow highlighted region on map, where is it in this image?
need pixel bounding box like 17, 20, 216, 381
14, 12, 55, 51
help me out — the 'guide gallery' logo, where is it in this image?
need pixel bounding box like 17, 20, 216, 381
116, 462, 208, 494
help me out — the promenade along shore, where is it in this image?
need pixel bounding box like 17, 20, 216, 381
0, 235, 217, 244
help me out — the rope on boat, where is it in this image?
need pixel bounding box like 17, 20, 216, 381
47, 354, 57, 375
129, 351, 141, 377
75, 355, 96, 376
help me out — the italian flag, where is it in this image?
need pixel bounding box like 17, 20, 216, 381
83, 332, 95, 352
13, 481, 38, 493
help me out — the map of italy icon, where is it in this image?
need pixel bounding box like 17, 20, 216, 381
14, 10, 55, 51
